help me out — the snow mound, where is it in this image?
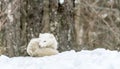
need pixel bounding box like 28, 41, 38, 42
0, 48, 120, 69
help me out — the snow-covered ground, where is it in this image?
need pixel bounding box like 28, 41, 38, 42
0, 48, 120, 69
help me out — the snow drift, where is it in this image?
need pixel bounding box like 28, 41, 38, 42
0, 48, 120, 69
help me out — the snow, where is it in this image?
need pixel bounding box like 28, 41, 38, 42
74, 0, 80, 4
0, 48, 120, 69
59, 0, 64, 4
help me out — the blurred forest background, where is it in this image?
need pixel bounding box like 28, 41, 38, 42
0, 0, 120, 57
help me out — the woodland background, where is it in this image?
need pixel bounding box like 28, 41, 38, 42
0, 0, 120, 57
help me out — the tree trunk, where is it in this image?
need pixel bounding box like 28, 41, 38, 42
4, 0, 21, 57
74, 0, 83, 49
41, 0, 50, 33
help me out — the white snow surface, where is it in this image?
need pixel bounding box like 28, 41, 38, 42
0, 48, 120, 69
59, 0, 64, 4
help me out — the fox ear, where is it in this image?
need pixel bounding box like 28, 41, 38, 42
49, 34, 54, 38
